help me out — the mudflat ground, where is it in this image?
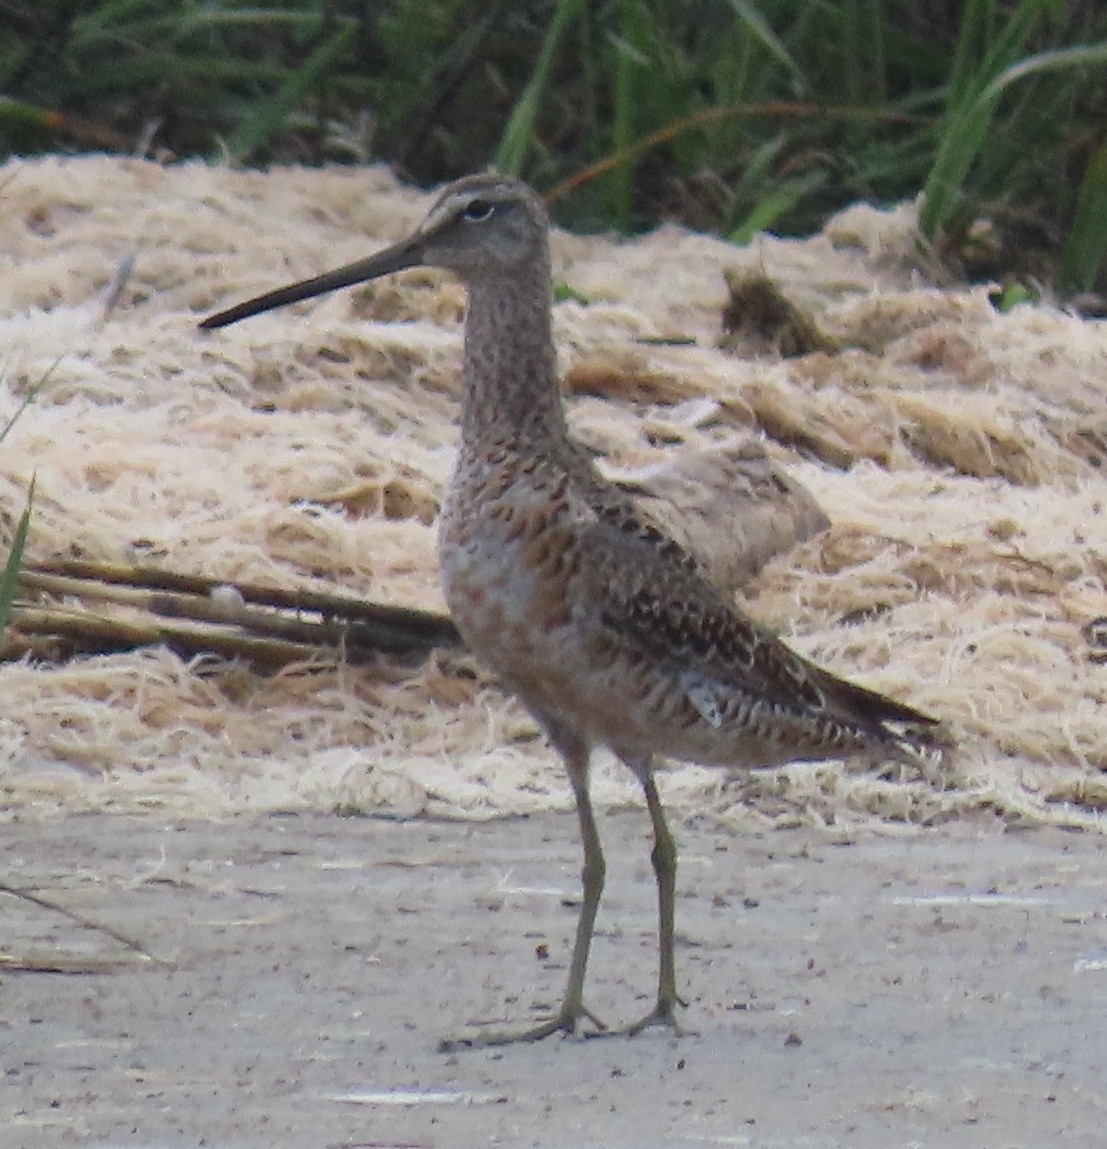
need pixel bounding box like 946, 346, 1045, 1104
4, 809, 1106, 1148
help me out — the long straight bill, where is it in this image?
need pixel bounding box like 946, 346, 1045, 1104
199, 233, 424, 330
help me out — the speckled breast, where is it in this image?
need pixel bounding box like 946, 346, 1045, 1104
436, 453, 602, 724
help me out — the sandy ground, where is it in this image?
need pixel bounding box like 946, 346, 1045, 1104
4, 807, 1107, 1148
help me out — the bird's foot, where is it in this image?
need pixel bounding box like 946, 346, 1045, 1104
438, 1002, 608, 1052
609, 995, 693, 1038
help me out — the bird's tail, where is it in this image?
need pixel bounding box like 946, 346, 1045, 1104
818, 667, 952, 767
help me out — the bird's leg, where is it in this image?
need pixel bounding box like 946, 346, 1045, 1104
618, 770, 690, 1036
555, 759, 608, 1032
439, 730, 607, 1051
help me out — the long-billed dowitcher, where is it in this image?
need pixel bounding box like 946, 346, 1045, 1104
201, 173, 942, 1048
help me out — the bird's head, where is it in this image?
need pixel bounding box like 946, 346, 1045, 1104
199, 173, 548, 330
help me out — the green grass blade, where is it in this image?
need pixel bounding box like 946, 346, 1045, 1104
922, 39, 1107, 236
56, 54, 293, 98
606, 0, 656, 230
0, 474, 34, 638
0, 96, 60, 137
227, 19, 357, 160
1061, 144, 1107, 294
919, 102, 994, 236
0, 361, 54, 451
922, 0, 1055, 236
974, 0, 1054, 86
729, 133, 787, 200
978, 41, 1107, 101
70, 0, 162, 43
722, 0, 805, 91
494, 0, 584, 175
944, 0, 988, 107
0, 356, 49, 639
729, 170, 828, 243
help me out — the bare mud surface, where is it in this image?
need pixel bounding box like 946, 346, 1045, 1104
4, 808, 1107, 1148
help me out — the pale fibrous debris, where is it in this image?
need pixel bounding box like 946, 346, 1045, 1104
0, 155, 1102, 836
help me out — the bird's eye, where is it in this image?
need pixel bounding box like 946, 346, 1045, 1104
462, 199, 495, 222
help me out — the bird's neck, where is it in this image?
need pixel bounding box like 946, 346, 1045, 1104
459, 260, 569, 449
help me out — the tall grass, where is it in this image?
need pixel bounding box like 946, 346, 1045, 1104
2, 1, 1106, 289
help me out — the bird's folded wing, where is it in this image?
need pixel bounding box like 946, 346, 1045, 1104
574, 514, 938, 742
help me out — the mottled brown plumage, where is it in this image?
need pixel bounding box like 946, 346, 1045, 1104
201, 173, 943, 1048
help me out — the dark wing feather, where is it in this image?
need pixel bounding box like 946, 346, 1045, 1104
569, 482, 938, 746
